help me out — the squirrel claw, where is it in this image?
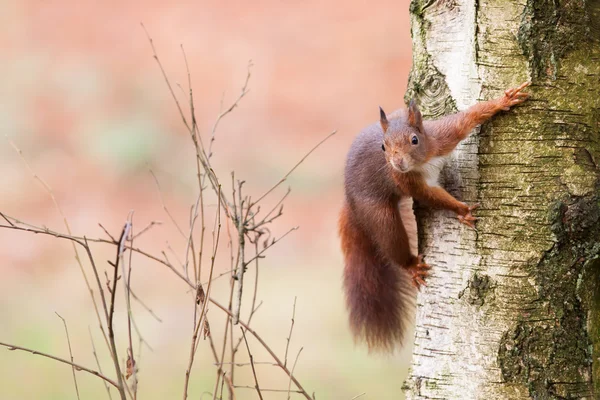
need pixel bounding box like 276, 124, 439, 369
458, 203, 479, 229
407, 255, 430, 290
500, 81, 530, 110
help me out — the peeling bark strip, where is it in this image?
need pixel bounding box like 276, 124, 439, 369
403, 0, 600, 398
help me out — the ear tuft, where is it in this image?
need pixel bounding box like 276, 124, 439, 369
408, 99, 422, 128
379, 106, 389, 133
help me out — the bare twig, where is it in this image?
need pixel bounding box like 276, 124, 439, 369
287, 348, 303, 400
234, 386, 303, 394
89, 327, 113, 400
233, 180, 246, 325
107, 223, 130, 400
244, 227, 299, 267
55, 313, 81, 400
6, 139, 111, 355
132, 220, 162, 240
149, 169, 187, 240
141, 23, 190, 131
208, 61, 252, 159
214, 361, 277, 366
0, 211, 15, 226
122, 214, 138, 398
1, 212, 313, 400
240, 328, 264, 400
0, 341, 119, 389
183, 186, 222, 400
350, 393, 366, 399
251, 130, 337, 206
130, 288, 163, 323
210, 300, 312, 400
99, 223, 117, 242
284, 297, 297, 368
223, 374, 237, 400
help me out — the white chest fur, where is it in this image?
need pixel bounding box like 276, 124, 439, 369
415, 156, 446, 187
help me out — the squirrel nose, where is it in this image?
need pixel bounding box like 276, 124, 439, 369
398, 158, 409, 172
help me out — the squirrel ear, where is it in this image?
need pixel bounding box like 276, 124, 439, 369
379, 106, 389, 133
408, 99, 422, 128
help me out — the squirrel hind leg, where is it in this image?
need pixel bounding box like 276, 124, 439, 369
339, 204, 415, 353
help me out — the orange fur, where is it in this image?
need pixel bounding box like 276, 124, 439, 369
340, 82, 530, 352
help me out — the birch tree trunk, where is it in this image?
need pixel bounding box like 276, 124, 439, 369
403, 0, 600, 398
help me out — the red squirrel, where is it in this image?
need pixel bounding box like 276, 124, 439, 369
339, 82, 530, 352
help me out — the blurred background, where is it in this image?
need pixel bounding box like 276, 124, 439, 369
0, 1, 413, 398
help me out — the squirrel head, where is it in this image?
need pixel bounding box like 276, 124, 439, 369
379, 100, 428, 173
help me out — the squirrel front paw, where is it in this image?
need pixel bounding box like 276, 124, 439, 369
457, 203, 479, 229
406, 255, 431, 290
497, 81, 530, 111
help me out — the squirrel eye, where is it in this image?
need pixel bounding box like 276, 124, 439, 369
411, 135, 419, 145
381, 144, 385, 151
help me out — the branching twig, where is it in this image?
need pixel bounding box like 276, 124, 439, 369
0, 341, 119, 389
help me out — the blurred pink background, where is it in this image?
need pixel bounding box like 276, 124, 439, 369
0, 1, 413, 399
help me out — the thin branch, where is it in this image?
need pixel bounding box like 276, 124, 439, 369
149, 169, 187, 240
223, 374, 237, 400
122, 214, 138, 398
0, 211, 15, 226
240, 328, 264, 400
141, 23, 190, 131
214, 362, 277, 366
233, 180, 246, 325
284, 297, 297, 368
4, 140, 111, 355
183, 186, 222, 400
144, 26, 231, 218
131, 220, 162, 240
244, 227, 299, 267
350, 393, 366, 399
130, 288, 163, 323
107, 223, 130, 400
99, 223, 117, 242
185, 191, 202, 286
231, 243, 262, 355
55, 313, 81, 400
234, 386, 303, 394
208, 61, 253, 159
1, 216, 313, 400
287, 348, 303, 400
89, 327, 113, 400
210, 300, 312, 400
251, 130, 337, 206
0, 341, 119, 389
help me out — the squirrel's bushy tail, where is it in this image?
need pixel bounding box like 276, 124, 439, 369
339, 200, 416, 352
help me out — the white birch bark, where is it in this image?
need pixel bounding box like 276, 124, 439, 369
403, 0, 600, 398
